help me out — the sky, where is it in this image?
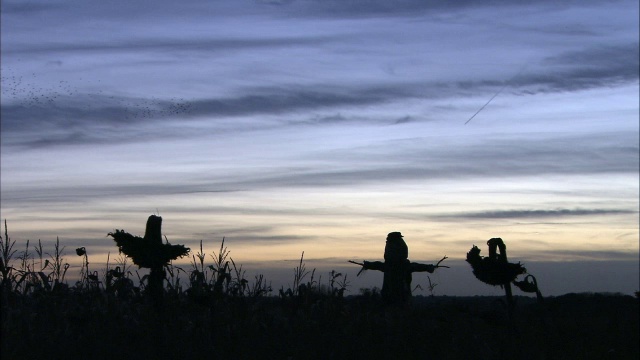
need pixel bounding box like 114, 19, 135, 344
1, 0, 638, 296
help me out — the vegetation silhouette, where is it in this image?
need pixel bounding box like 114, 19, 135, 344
1, 220, 638, 359
349, 232, 448, 305
0, 220, 16, 291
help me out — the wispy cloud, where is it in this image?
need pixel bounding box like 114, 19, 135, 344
438, 208, 637, 220
8, 35, 339, 56
268, 0, 612, 18
518, 43, 640, 93
1, 2, 66, 14
3, 65, 638, 149
516, 250, 640, 263
3, 129, 636, 207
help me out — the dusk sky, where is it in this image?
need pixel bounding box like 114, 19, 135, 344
1, 0, 638, 296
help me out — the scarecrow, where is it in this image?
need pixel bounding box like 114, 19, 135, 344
350, 232, 448, 304
466, 237, 543, 315
109, 215, 190, 301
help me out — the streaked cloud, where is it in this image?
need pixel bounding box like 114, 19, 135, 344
437, 208, 637, 220
522, 43, 640, 93
8, 35, 339, 56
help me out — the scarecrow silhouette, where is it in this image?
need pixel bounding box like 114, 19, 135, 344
109, 215, 190, 302
350, 232, 448, 304
466, 237, 543, 316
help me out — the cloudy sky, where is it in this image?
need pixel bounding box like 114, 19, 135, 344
1, 0, 638, 296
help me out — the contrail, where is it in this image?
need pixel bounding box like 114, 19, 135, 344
464, 65, 527, 125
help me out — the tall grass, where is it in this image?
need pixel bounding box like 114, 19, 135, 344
0, 220, 17, 290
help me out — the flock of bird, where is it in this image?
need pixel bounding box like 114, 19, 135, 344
119, 96, 195, 121
1, 72, 78, 107
1, 67, 194, 121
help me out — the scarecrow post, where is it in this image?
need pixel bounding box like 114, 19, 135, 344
349, 232, 448, 305
144, 215, 165, 300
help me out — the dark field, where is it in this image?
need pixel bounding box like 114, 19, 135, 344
2, 289, 638, 360
1, 222, 638, 359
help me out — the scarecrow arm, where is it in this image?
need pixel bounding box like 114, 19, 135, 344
410, 263, 435, 273
410, 256, 449, 273
435, 256, 450, 268
349, 260, 385, 276
362, 261, 385, 272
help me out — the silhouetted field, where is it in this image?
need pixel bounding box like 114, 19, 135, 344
1, 222, 638, 359
2, 289, 638, 360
